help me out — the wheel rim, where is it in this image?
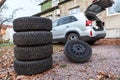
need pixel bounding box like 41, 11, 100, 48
68, 34, 79, 41
71, 43, 86, 55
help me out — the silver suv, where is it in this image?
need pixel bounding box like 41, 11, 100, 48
51, 12, 106, 44
51, 0, 114, 44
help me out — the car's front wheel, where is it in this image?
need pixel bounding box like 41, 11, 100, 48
66, 33, 80, 42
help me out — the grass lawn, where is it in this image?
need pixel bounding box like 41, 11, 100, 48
0, 43, 14, 47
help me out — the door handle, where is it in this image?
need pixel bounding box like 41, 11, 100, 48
53, 29, 56, 31
66, 26, 70, 28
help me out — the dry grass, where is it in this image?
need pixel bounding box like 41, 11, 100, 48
53, 43, 64, 53
96, 38, 120, 45
0, 43, 14, 58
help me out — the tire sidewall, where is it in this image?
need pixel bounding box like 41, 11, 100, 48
67, 33, 80, 42
64, 40, 92, 62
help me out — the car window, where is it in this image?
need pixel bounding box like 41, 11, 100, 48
69, 16, 78, 22
58, 16, 78, 26
58, 18, 67, 26
53, 20, 58, 27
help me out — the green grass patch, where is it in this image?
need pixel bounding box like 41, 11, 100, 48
60, 64, 67, 68
0, 43, 14, 48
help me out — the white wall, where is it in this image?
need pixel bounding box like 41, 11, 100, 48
2, 28, 15, 43
106, 28, 120, 38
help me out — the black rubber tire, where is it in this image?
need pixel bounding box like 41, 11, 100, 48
13, 31, 52, 46
14, 44, 53, 61
66, 33, 80, 42
64, 40, 92, 63
13, 17, 52, 32
14, 56, 52, 75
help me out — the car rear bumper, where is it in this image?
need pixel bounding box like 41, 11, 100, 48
80, 33, 106, 41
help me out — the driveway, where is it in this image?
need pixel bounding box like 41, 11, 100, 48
0, 42, 120, 80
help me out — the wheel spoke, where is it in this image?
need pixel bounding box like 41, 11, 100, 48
71, 43, 86, 55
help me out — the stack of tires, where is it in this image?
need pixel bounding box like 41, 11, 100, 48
13, 17, 53, 75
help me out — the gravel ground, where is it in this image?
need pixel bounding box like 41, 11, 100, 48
0, 43, 120, 80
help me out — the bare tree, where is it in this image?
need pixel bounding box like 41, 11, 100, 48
0, 4, 8, 41
0, 8, 22, 27
0, 5, 22, 42
0, 0, 6, 8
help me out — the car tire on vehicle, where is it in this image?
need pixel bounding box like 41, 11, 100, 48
64, 40, 92, 63
13, 31, 52, 46
14, 44, 53, 61
66, 33, 80, 42
14, 56, 53, 75
13, 17, 52, 32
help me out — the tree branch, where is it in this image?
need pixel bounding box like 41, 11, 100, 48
0, 0, 6, 8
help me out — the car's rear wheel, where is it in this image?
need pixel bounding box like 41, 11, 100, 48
66, 33, 80, 42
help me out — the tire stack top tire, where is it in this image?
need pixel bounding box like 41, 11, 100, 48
13, 17, 53, 75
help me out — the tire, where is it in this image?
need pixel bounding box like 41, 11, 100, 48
14, 57, 53, 75
13, 31, 52, 46
13, 17, 52, 32
64, 40, 92, 63
66, 33, 80, 42
14, 44, 53, 61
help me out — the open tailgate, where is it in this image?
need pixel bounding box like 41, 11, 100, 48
85, 0, 114, 21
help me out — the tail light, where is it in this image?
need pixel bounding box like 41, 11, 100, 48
86, 20, 92, 26
90, 31, 93, 37
92, 0, 97, 3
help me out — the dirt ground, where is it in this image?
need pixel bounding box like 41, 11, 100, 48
0, 39, 120, 80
